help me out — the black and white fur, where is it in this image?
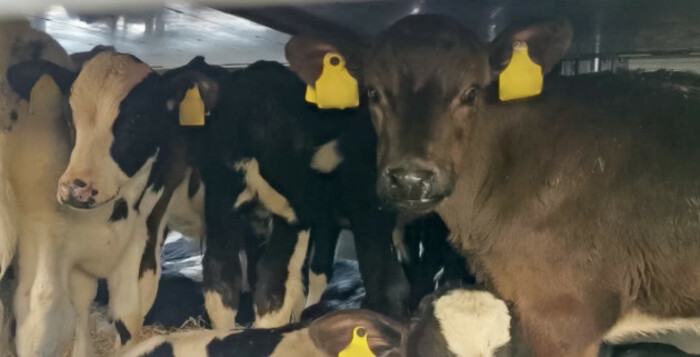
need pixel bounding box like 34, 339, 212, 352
6, 47, 195, 356
117, 286, 513, 357
163, 58, 411, 329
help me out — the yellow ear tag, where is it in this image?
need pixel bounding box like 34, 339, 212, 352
306, 53, 359, 109
338, 327, 376, 357
179, 85, 205, 126
306, 84, 318, 104
498, 41, 543, 101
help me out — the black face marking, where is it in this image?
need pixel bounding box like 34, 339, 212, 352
114, 319, 131, 345
108, 198, 128, 222
110, 73, 168, 177
142, 342, 175, 357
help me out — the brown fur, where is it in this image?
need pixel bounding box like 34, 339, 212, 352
286, 14, 700, 357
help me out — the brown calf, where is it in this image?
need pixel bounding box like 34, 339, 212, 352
286, 15, 700, 357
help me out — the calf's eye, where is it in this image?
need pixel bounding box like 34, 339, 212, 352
460, 86, 478, 106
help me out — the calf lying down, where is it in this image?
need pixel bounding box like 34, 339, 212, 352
118, 288, 513, 357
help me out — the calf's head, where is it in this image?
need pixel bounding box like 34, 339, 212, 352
8, 50, 169, 209
308, 287, 512, 357
286, 15, 572, 214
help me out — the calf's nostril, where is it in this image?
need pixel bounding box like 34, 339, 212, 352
91, 189, 99, 196
73, 179, 87, 188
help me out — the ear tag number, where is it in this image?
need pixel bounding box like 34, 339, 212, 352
306, 53, 359, 109
179, 84, 205, 126
338, 327, 376, 357
498, 41, 543, 101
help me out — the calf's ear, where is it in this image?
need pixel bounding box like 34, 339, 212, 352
285, 36, 340, 86
285, 36, 364, 86
489, 18, 573, 75
6, 59, 76, 100
164, 56, 224, 113
309, 309, 402, 357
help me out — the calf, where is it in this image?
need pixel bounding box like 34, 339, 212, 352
163, 58, 410, 328
0, 19, 73, 352
117, 286, 513, 357
7, 47, 196, 356
287, 15, 700, 357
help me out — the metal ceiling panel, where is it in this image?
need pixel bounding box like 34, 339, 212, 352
236, 0, 700, 58
30, 4, 291, 69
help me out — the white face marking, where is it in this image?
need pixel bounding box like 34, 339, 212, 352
204, 290, 237, 330
255, 229, 310, 328
59, 51, 152, 207
604, 310, 700, 354
433, 289, 511, 357
310, 139, 343, 173
234, 158, 297, 223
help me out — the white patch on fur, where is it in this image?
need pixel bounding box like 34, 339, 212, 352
310, 139, 343, 173
306, 272, 327, 307
234, 158, 297, 223
167, 168, 205, 239
433, 289, 511, 357
255, 229, 310, 328
204, 290, 237, 330
120, 328, 320, 357
234, 187, 255, 210
604, 310, 700, 354
118, 329, 238, 357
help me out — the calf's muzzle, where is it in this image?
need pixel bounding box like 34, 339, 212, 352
58, 178, 99, 209
378, 159, 453, 213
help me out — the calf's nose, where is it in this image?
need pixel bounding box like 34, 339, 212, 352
58, 178, 99, 209
384, 166, 437, 202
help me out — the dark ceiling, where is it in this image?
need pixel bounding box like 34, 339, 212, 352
226, 0, 700, 59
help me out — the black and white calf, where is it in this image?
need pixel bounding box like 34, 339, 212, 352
117, 286, 513, 357
7, 48, 195, 356
163, 57, 410, 329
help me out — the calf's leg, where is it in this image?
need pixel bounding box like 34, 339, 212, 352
306, 222, 340, 307
254, 224, 310, 328
69, 269, 97, 357
202, 250, 242, 330
15, 238, 74, 357
350, 209, 409, 320
108, 243, 146, 349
